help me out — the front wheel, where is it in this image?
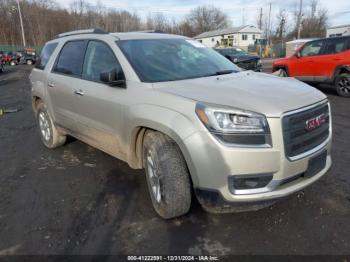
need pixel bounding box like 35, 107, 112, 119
278, 69, 288, 77
26, 59, 33, 65
335, 73, 350, 97
143, 131, 191, 219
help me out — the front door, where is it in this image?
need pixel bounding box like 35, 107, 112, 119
292, 40, 324, 81
72, 40, 128, 159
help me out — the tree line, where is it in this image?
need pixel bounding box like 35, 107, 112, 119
0, 0, 230, 46
0, 0, 328, 47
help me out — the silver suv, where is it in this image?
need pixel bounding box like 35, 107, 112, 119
31, 29, 332, 219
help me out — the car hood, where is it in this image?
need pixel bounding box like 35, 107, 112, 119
153, 71, 327, 118
229, 55, 259, 62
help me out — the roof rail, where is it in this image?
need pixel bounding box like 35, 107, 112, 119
132, 30, 165, 34
56, 28, 108, 38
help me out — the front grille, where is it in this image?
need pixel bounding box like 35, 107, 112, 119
282, 102, 330, 158
237, 60, 257, 70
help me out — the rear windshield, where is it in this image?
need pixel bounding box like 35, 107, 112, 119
117, 39, 239, 83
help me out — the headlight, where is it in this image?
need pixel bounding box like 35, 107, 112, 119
257, 59, 262, 65
195, 102, 271, 146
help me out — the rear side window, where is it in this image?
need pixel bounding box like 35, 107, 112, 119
53, 40, 87, 77
323, 38, 348, 55
35, 42, 58, 70
82, 41, 124, 82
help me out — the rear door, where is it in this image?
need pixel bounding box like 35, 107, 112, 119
312, 37, 349, 80
72, 40, 128, 159
47, 40, 88, 132
292, 40, 324, 81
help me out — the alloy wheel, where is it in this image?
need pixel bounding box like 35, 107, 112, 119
338, 77, 350, 95
146, 151, 162, 203
38, 111, 51, 142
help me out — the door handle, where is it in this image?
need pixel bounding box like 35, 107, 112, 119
48, 82, 55, 88
74, 89, 85, 96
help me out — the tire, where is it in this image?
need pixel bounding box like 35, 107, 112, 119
335, 73, 350, 97
0, 64, 3, 73
278, 68, 288, 77
26, 59, 33, 65
36, 101, 66, 149
10, 60, 16, 66
143, 130, 191, 219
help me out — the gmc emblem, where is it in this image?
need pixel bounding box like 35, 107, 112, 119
305, 114, 326, 131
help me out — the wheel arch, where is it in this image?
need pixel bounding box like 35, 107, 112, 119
32, 95, 43, 114
332, 65, 350, 82
125, 105, 198, 177
272, 64, 289, 76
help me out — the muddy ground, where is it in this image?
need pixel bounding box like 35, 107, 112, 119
0, 65, 349, 255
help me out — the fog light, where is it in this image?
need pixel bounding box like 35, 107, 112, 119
230, 173, 273, 191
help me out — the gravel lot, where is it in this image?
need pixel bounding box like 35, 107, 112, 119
0, 65, 349, 255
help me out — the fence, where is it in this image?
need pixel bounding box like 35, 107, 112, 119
0, 44, 42, 53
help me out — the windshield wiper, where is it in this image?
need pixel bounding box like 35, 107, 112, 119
215, 69, 236, 75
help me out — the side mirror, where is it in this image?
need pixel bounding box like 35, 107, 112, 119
295, 51, 301, 58
100, 68, 126, 88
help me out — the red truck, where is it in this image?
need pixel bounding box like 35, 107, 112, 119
273, 36, 350, 97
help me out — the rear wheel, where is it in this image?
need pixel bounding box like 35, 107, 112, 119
36, 101, 66, 149
143, 130, 191, 219
335, 73, 350, 97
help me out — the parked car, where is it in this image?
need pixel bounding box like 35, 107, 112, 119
0, 54, 4, 73
214, 47, 262, 71
272, 36, 350, 97
31, 29, 332, 219
17, 48, 37, 65
1, 51, 18, 66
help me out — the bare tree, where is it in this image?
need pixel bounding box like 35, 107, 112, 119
184, 5, 231, 36
0, 1, 232, 46
275, 9, 288, 40
287, 0, 328, 40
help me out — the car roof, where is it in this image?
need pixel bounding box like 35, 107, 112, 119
45, 31, 189, 46
215, 48, 241, 51
309, 35, 350, 43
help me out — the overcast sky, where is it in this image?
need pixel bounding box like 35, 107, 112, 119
60, 0, 350, 28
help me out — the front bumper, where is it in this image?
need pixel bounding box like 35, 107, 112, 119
182, 117, 332, 205
236, 61, 262, 72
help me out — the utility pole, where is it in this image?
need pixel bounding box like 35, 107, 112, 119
242, 8, 246, 25
267, 3, 272, 45
280, 17, 286, 56
258, 8, 263, 30
16, 0, 26, 47
297, 0, 303, 39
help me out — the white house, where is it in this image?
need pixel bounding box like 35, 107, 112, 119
194, 25, 262, 50
327, 24, 350, 37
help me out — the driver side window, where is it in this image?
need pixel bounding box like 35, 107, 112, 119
300, 41, 323, 57
82, 41, 124, 82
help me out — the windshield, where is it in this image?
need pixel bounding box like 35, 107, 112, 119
117, 39, 240, 83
